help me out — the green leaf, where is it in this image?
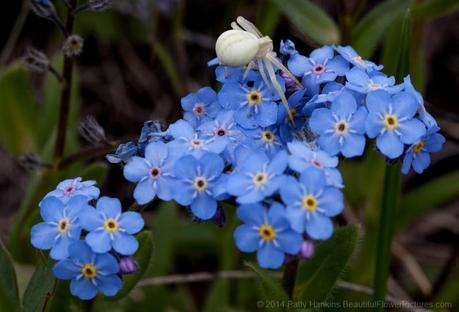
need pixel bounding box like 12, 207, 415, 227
351, 0, 411, 58
244, 262, 288, 302
0, 63, 39, 154
396, 170, 459, 232
21, 256, 55, 312
109, 231, 154, 300
0, 241, 20, 311
294, 225, 360, 302
149, 201, 178, 276
412, 0, 459, 20
270, 0, 340, 45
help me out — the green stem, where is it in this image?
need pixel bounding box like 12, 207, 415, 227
373, 10, 411, 309
53, 0, 77, 161
282, 258, 299, 298
373, 163, 401, 307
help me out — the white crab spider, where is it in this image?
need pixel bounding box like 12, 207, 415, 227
215, 16, 303, 121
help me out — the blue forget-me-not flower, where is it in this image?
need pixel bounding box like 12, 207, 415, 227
53, 240, 123, 300
281, 167, 344, 240
365, 90, 426, 159
233, 202, 302, 269
309, 92, 368, 157
80, 197, 144, 255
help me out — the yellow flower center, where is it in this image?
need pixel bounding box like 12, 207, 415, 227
81, 263, 97, 279
253, 172, 268, 187
413, 140, 424, 154
259, 224, 276, 241
57, 218, 70, 234
335, 121, 348, 135
290, 107, 297, 116
247, 91, 262, 105
261, 131, 274, 143
104, 218, 119, 233
302, 195, 318, 212
383, 114, 398, 130
352, 56, 365, 66
193, 176, 208, 192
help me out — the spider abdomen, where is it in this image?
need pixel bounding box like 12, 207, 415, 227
215, 29, 259, 66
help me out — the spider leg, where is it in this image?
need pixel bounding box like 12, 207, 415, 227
243, 61, 255, 81
236, 16, 262, 37
266, 53, 303, 88
264, 58, 294, 122
257, 59, 272, 93
231, 22, 243, 30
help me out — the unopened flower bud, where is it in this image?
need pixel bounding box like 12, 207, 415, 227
298, 240, 315, 260
119, 256, 138, 275
281, 72, 296, 89
279, 39, 296, 56
79, 116, 106, 144
63, 35, 84, 57
30, 0, 57, 19
23, 48, 50, 73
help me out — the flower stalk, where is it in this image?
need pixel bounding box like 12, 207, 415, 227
53, 0, 77, 160
373, 9, 412, 309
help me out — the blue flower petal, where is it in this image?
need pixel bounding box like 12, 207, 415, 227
119, 211, 144, 234
133, 179, 156, 205
257, 243, 284, 269
366, 90, 391, 115
86, 230, 112, 253
285, 206, 306, 233
275, 230, 302, 254
190, 193, 217, 220
156, 176, 175, 201
113, 232, 139, 255
68, 240, 93, 263
341, 133, 366, 157
79, 206, 103, 231
331, 92, 356, 118
96, 197, 122, 218
236, 188, 264, 204
173, 181, 194, 205
319, 188, 344, 217
199, 153, 224, 178
305, 213, 333, 240
39, 197, 64, 222
95, 253, 119, 275
237, 203, 264, 225
392, 92, 418, 118
267, 150, 288, 175
123, 157, 149, 182
234, 224, 259, 252
226, 173, 251, 197
53, 259, 80, 280
280, 176, 302, 206
144, 141, 169, 166
413, 152, 431, 174
256, 101, 278, 128
317, 133, 340, 156
50, 235, 73, 260
376, 131, 404, 159
97, 275, 123, 297
287, 54, 310, 77
365, 113, 384, 138
310, 108, 334, 134
310, 46, 333, 64
397, 119, 426, 145
168, 119, 194, 139
31, 223, 57, 250
173, 155, 198, 180
70, 278, 98, 300
299, 167, 326, 195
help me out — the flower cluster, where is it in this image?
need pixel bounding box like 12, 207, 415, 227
108, 41, 444, 270
30, 178, 144, 300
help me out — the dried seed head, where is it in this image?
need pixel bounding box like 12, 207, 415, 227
18, 153, 51, 171
22, 48, 50, 73
30, 0, 57, 19
63, 35, 84, 57
78, 116, 106, 144
87, 0, 111, 11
